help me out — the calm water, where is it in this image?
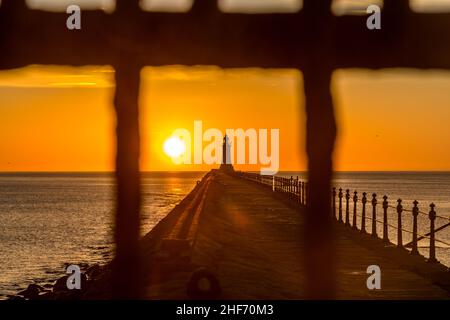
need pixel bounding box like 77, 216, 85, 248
0, 172, 205, 299
0, 172, 449, 298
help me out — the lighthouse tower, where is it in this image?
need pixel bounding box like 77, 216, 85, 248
220, 135, 234, 172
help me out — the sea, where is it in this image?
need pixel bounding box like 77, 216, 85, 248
0, 171, 449, 298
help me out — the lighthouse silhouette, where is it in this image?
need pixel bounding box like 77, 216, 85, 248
220, 135, 234, 172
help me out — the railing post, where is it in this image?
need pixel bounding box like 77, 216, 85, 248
382, 195, 389, 244
352, 191, 358, 229
361, 192, 367, 234
289, 176, 294, 199
284, 178, 287, 193
296, 176, 299, 202
300, 181, 304, 205
371, 193, 378, 237
411, 200, 419, 255
345, 189, 350, 226
383, 195, 389, 244
332, 187, 336, 220
338, 188, 343, 223
286, 178, 289, 193
286, 177, 289, 194
396, 199, 403, 248
428, 203, 438, 263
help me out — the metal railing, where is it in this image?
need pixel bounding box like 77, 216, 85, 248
235, 171, 450, 264
332, 188, 450, 263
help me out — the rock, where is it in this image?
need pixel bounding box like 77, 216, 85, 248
8, 295, 25, 301
79, 262, 90, 270
17, 284, 43, 300
53, 273, 88, 293
86, 264, 101, 280
53, 276, 69, 292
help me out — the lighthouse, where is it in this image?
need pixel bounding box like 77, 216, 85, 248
220, 135, 234, 172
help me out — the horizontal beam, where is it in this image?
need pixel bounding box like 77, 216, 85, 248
0, 9, 449, 70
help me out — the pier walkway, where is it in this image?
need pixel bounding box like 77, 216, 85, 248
142, 170, 450, 299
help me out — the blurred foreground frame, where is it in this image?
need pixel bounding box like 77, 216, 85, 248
1, 0, 450, 299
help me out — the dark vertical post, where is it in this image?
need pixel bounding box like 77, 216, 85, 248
332, 187, 336, 220
371, 193, 378, 237
396, 199, 403, 248
361, 192, 367, 234
303, 0, 336, 298
112, 0, 143, 299
345, 189, 350, 226
352, 191, 358, 229
113, 64, 142, 299
382, 195, 389, 244
289, 176, 294, 199
338, 188, 343, 223
411, 200, 419, 255
428, 203, 438, 263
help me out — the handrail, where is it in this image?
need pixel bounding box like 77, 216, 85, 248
235, 171, 450, 263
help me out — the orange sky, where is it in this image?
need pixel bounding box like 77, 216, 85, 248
0, 65, 449, 172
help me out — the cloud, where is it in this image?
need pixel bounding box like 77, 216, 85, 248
0, 65, 114, 89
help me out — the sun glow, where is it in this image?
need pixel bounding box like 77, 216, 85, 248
163, 136, 186, 160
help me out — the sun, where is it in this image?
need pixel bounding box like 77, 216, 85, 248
163, 136, 186, 159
